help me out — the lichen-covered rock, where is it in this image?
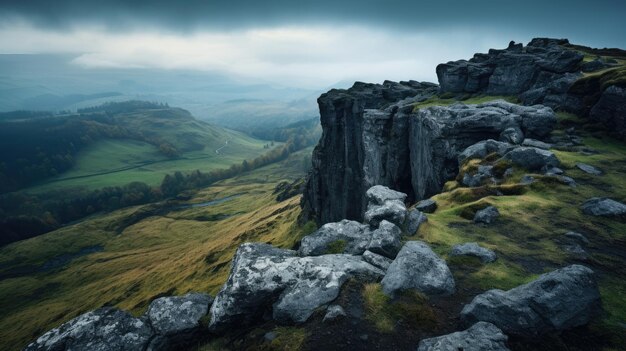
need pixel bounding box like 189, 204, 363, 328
381, 241, 455, 297
364, 199, 407, 227
24, 307, 153, 351
581, 197, 626, 217
417, 322, 509, 351
460, 265, 601, 337
298, 220, 372, 256
458, 139, 515, 165
362, 250, 393, 271
365, 185, 408, 205
522, 138, 552, 149
500, 127, 524, 144
474, 206, 500, 224
366, 220, 402, 259
501, 147, 560, 171
405, 209, 428, 235
450, 243, 497, 263
208, 243, 384, 332
461, 165, 494, 187
146, 293, 213, 336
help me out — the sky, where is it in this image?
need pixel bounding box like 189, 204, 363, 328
0, 0, 625, 89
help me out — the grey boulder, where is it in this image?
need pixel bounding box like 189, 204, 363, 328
417, 322, 509, 351
460, 264, 601, 337
502, 147, 560, 171
474, 206, 500, 224
365, 185, 408, 205
576, 163, 603, 175
406, 209, 428, 235
208, 243, 384, 332
458, 139, 514, 165
362, 250, 393, 271
581, 197, 626, 217
522, 138, 552, 150
500, 127, 524, 144
146, 292, 212, 337
364, 199, 407, 227
298, 220, 372, 256
366, 220, 402, 259
381, 241, 455, 297
24, 307, 153, 351
450, 243, 497, 263
415, 199, 437, 213
462, 165, 494, 187
589, 85, 626, 141
323, 305, 347, 322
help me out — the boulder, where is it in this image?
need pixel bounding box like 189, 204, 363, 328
458, 139, 514, 165
522, 138, 552, 149
576, 163, 603, 175
544, 166, 564, 176
474, 206, 500, 224
366, 220, 402, 259
209, 243, 384, 332
146, 293, 212, 336
460, 265, 601, 337
365, 185, 407, 205
24, 307, 153, 351
406, 209, 428, 235
381, 241, 455, 297
415, 199, 437, 213
362, 250, 393, 271
417, 322, 509, 351
502, 147, 560, 171
520, 175, 535, 185
323, 305, 347, 322
500, 127, 524, 144
298, 220, 372, 256
581, 197, 626, 217
450, 243, 497, 263
589, 85, 626, 141
462, 165, 494, 187
364, 199, 407, 227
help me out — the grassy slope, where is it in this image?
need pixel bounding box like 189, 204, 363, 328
25, 108, 273, 193
0, 148, 315, 350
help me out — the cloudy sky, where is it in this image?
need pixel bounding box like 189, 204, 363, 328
1, 0, 625, 88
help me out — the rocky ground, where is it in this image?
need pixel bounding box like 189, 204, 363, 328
22, 38, 626, 351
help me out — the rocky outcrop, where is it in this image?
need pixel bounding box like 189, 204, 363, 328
302, 86, 556, 224
417, 322, 510, 351
24, 308, 154, 351
501, 147, 560, 171
208, 243, 383, 332
436, 39, 584, 111
576, 163, 603, 175
581, 197, 626, 217
415, 199, 437, 213
460, 265, 601, 337
381, 241, 455, 297
589, 85, 626, 141
450, 243, 497, 263
405, 208, 428, 235
298, 220, 372, 256
363, 185, 408, 227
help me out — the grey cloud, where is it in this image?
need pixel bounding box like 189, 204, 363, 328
0, 0, 625, 47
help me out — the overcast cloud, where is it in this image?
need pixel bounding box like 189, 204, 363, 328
0, 0, 624, 88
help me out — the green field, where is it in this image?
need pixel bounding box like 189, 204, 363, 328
23, 108, 275, 193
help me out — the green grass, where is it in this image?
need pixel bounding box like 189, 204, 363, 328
0, 148, 314, 350
24, 109, 275, 193
412, 95, 518, 112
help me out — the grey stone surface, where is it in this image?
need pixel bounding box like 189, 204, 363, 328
146, 292, 213, 336
502, 147, 560, 171
589, 85, 626, 141
362, 250, 393, 271
381, 241, 455, 297
462, 165, 494, 187
576, 163, 603, 175
415, 199, 437, 213
298, 220, 372, 256
208, 243, 384, 332
364, 199, 407, 227
406, 209, 428, 235
564, 231, 589, 245
522, 138, 552, 149
323, 305, 347, 322
450, 243, 497, 263
24, 307, 153, 351
500, 127, 524, 144
365, 185, 408, 205
366, 220, 402, 259
460, 265, 601, 337
520, 175, 535, 185
581, 197, 626, 217
458, 139, 514, 165
417, 322, 510, 351
474, 206, 500, 224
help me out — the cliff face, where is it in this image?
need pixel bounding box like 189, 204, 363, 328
302, 84, 555, 225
